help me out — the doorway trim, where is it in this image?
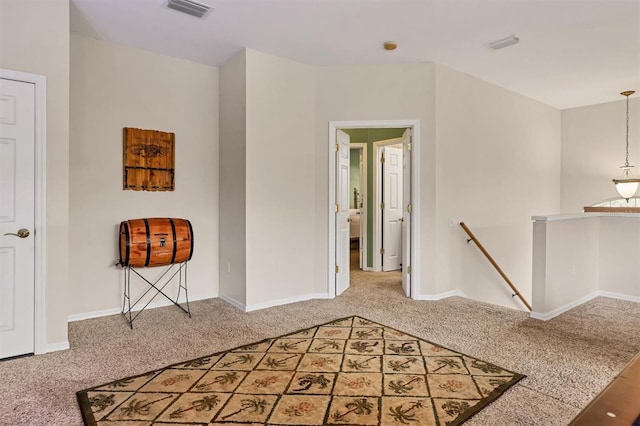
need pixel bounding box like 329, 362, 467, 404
328, 120, 420, 299
0, 68, 47, 355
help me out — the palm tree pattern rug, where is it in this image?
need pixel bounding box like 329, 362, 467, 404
77, 316, 524, 425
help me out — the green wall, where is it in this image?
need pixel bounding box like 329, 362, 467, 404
343, 128, 406, 268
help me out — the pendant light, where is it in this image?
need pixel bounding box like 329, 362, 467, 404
612, 90, 639, 201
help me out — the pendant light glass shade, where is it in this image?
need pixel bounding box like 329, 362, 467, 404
614, 167, 640, 200
612, 90, 638, 200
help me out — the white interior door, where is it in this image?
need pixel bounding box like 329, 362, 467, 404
401, 129, 411, 297
0, 78, 35, 359
358, 149, 364, 270
335, 130, 350, 295
382, 146, 403, 272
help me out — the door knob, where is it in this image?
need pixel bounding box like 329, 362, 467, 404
4, 228, 30, 238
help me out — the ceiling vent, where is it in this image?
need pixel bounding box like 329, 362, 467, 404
488, 35, 520, 50
167, 0, 213, 18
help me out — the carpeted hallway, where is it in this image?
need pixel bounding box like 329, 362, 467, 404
1, 259, 639, 425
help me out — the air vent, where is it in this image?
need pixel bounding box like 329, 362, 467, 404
488, 35, 520, 50
167, 0, 213, 18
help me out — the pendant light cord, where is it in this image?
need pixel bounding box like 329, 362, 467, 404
625, 93, 630, 167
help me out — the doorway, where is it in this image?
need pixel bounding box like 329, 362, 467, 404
0, 69, 47, 358
328, 120, 420, 300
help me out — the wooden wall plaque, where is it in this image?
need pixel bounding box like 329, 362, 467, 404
123, 127, 175, 191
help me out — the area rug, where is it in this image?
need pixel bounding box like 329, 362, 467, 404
77, 316, 524, 425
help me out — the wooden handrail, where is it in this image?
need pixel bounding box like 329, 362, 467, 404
459, 222, 532, 311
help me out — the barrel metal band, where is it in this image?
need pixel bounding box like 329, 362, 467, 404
187, 220, 194, 261
123, 222, 130, 266
170, 218, 178, 265
143, 219, 151, 267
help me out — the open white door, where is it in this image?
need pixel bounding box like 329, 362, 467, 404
358, 150, 365, 270
401, 129, 411, 297
0, 78, 36, 359
382, 146, 403, 272
335, 130, 350, 295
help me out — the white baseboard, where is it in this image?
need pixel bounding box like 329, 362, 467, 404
219, 292, 331, 313
414, 289, 465, 301
530, 292, 598, 321
45, 341, 70, 353
68, 307, 122, 322
529, 290, 640, 321
68, 292, 218, 322
597, 291, 640, 303
245, 293, 330, 312
310, 292, 331, 299
219, 294, 247, 311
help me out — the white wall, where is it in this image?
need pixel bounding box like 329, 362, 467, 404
219, 50, 247, 306
599, 217, 640, 297
69, 34, 219, 315
562, 97, 640, 212
0, 0, 70, 346
245, 50, 316, 307
435, 65, 562, 309
532, 214, 640, 319
314, 63, 437, 296
532, 217, 599, 317
218, 49, 316, 310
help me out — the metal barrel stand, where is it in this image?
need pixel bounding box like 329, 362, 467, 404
121, 261, 191, 329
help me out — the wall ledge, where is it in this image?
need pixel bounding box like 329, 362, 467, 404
532, 212, 640, 222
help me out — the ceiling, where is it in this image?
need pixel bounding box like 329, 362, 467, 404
70, 0, 640, 110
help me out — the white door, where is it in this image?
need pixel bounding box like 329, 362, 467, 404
401, 129, 411, 297
0, 78, 35, 359
382, 146, 403, 272
358, 150, 365, 270
335, 130, 350, 295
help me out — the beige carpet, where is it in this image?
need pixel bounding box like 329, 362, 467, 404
1, 253, 639, 425
77, 315, 524, 425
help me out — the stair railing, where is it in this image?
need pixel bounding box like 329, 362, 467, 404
459, 222, 532, 311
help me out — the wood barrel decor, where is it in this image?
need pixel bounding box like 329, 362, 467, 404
119, 218, 193, 267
